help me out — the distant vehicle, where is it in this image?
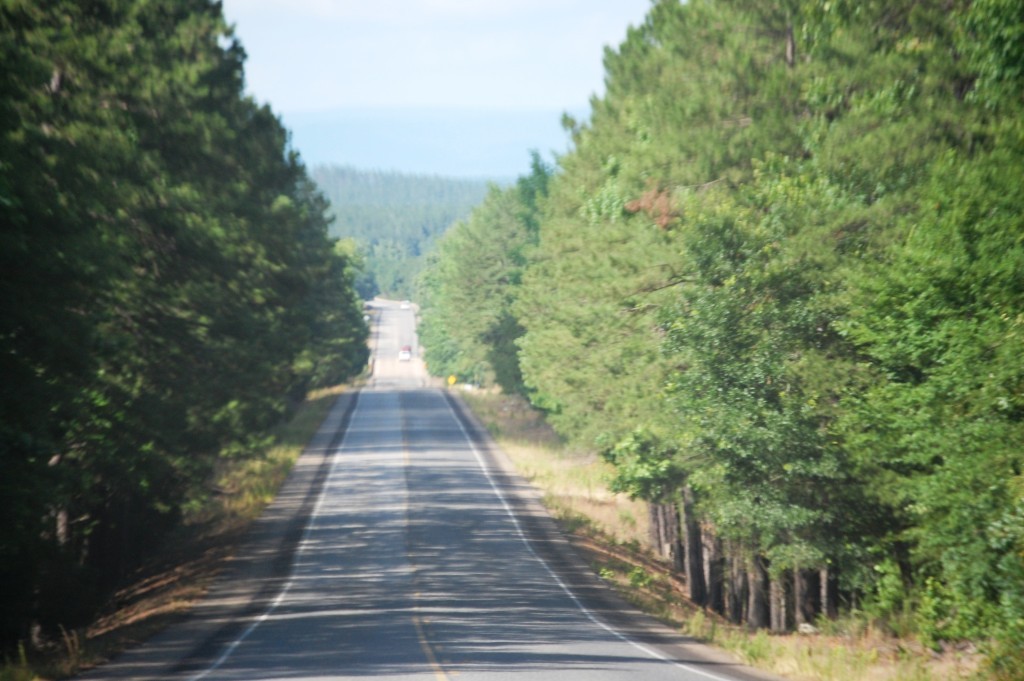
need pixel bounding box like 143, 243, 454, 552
400, 300, 410, 309
398, 345, 412, 361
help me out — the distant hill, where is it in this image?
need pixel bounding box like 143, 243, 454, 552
312, 165, 493, 299
286, 108, 573, 178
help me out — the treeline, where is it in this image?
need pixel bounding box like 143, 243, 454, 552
311, 165, 491, 299
418, 0, 1023, 674
0, 0, 368, 647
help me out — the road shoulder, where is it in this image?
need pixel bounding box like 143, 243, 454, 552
77, 390, 360, 680
442, 389, 787, 681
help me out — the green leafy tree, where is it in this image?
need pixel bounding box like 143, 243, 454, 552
838, 143, 1024, 650
0, 0, 367, 646
418, 155, 550, 392
412, 0, 1024, 661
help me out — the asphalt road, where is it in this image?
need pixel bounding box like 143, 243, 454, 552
81, 301, 778, 681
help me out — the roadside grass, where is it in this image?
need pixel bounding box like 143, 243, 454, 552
459, 390, 649, 547
186, 384, 348, 530
458, 389, 981, 681
5, 383, 983, 681
0, 645, 33, 681
5, 384, 348, 681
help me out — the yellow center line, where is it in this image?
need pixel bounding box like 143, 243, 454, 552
412, 609, 449, 681
404, 429, 449, 681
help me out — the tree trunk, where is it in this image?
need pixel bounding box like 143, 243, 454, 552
681, 487, 707, 606
795, 566, 819, 626
56, 508, 68, 546
821, 565, 839, 620
668, 504, 684, 574
648, 504, 665, 559
727, 552, 747, 624
794, 566, 807, 626
747, 557, 770, 630
704, 532, 725, 615
785, 23, 795, 67
648, 502, 684, 572
769, 573, 787, 632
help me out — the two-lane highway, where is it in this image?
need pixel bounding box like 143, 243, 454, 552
82, 301, 775, 681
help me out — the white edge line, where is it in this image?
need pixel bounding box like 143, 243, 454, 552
187, 390, 364, 681
441, 392, 737, 681
187, 386, 736, 681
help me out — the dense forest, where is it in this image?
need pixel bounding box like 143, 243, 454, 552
0, 0, 368, 648
418, 0, 1024, 675
311, 165, 491, 299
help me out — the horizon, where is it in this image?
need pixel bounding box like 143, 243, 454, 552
221, 0, 652, 178
283, 106, 580, 181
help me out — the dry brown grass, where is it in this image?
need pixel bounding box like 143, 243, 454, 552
459, 390, 650, 548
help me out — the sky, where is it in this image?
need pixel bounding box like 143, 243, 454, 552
220, 0, 653, 178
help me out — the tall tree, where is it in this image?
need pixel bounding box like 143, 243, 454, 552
413, 0, 1024, 667
0, 0, 367, 645
838, 142, 1024, 650
418, 155, 550, 393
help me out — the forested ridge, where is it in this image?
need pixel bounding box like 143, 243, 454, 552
419, 0, 1024, 674
0, 0, 368, 648
311, 165, 490, 300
